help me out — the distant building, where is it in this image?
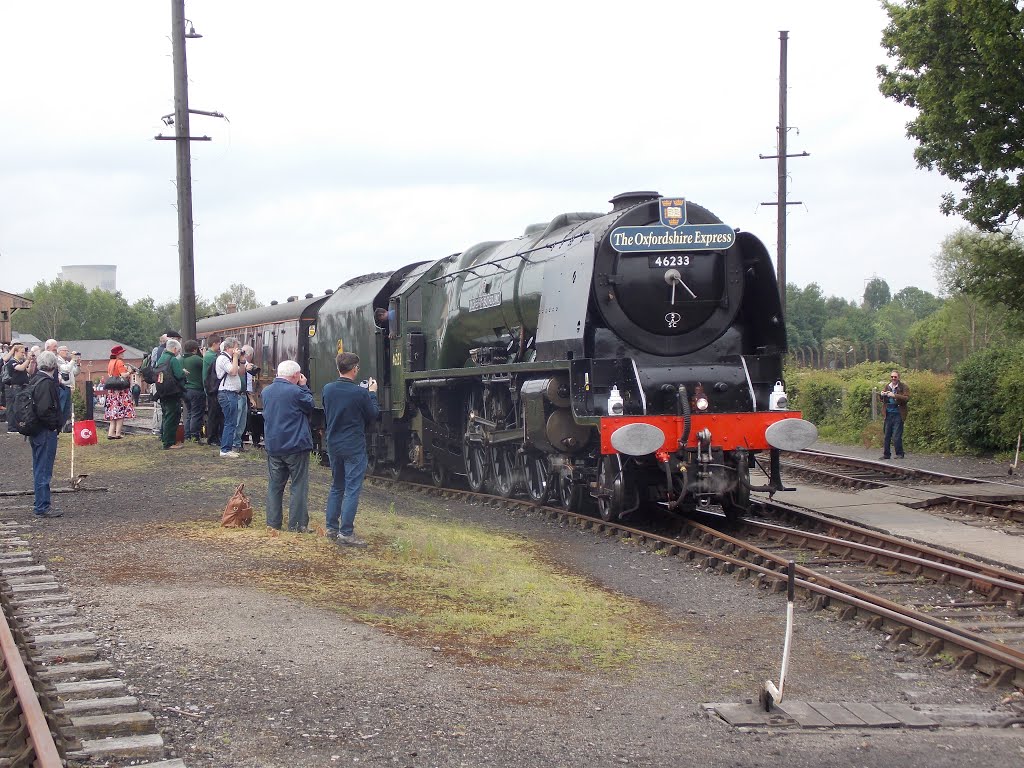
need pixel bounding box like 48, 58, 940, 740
58, 265, 117, 293
11, 332, 42, 347
0, 290, 33, 344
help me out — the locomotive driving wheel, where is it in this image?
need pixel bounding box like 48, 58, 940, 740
490, 445, 520, 497
525, 454, 550, 502
463, 389, 488, 493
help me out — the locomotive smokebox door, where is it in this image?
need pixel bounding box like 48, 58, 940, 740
406, 333, 426, 372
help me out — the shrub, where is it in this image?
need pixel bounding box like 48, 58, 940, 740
948, 346, 1017, 452
71, 387, 87, 421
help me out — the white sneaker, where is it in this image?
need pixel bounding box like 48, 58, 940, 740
219, 450, 240, 458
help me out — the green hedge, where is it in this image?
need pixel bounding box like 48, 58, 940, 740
787, 362, 955, 453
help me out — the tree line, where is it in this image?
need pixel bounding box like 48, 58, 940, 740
10, 281, 261, 352
786, 229, 1022, 372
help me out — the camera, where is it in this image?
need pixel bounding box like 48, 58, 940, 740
360, 379, 369, 388
251, 366, 261, 375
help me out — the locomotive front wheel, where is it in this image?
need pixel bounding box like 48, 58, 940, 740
596, 456, 624, 522
430, 460, 449, 488
558, 470, 585, 512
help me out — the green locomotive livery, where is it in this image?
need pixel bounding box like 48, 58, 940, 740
201, 191, 816, 521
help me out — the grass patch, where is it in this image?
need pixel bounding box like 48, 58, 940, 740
175, 498, 688, 670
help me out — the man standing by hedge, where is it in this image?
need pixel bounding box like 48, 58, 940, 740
879, 370, 910, 460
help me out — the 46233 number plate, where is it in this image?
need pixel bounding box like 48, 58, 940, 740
648, 254, 691, 268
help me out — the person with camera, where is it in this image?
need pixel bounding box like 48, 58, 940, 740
4, 344, 32, 431
878, 369, 910, 460
227, 345, 258, 452
322, 352, 379, 547
261, 360, 314, 532
215, 337, 245, 458
48, 340, 80, 430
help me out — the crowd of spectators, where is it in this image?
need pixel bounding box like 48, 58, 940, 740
4, 332, 379, 545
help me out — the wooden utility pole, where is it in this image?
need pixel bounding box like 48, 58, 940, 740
170, 0, 197, 340
157, 4, 221, 340
760, 31, 809, 317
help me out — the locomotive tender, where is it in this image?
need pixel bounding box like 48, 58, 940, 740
199, 191, 816, 521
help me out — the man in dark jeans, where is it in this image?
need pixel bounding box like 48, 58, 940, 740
27, 351, 64, 518
878, 369, 910, 460
322, 352, 379, 546
202, 335, 224, 445
261, 360, 314, 532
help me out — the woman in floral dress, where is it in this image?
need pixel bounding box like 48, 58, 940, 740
104, 345, 136, 439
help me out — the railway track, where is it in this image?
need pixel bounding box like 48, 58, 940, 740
0, 518, 186, 768
781, 449, 987, 489
363, 468, 1024, 690
783, 448, 1024, 528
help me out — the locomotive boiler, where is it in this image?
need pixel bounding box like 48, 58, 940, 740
305, 190, 816, 521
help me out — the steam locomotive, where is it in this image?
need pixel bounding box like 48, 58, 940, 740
197, 191, 816, 521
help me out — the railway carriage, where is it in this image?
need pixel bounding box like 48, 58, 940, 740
196, 292, 332, 439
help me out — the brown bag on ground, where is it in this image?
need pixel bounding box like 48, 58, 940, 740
221, 483, 253, 528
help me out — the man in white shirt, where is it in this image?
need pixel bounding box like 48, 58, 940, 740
215, 337, 244, 458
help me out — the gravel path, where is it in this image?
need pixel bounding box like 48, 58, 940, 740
2, 429, 1022, 767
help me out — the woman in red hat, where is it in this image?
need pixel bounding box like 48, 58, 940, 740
104, 345, 136, 439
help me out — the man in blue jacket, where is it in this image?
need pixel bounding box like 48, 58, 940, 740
261, 360, 314, 532
322, 352, 379, 546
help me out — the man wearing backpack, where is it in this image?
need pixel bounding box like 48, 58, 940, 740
155, 338, 187, 450
202, 335, 224, 446
24, 351, 63, 519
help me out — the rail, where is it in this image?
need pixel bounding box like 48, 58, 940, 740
0, 600, 63, 767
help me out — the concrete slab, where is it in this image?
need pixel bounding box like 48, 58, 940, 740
758, 484, 1024, 571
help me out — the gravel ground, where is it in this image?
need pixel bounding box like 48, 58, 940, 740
2, 428, 1023, 768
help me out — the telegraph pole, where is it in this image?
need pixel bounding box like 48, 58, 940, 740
157, 3, 222, 339
170, 0, 196, 340
760, 31, 809, 316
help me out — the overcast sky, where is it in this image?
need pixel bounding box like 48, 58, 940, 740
0, 2, 966, 308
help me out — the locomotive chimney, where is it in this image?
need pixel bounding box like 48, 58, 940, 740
227, 302, 237, 313
609, 191, 660, 212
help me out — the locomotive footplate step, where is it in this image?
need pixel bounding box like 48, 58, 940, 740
703, 700, 1012, 729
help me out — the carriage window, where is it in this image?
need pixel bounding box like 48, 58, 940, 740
262, 330, 271, 362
